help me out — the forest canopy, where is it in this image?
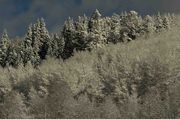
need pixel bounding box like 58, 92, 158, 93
0, 10, 176, 68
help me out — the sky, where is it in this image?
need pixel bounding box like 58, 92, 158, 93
0, 0, 179, 37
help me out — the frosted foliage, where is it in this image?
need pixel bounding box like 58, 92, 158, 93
0, 10, 176, 67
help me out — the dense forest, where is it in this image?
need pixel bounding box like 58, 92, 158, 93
0, 10, 179, 119
0, 10, 175, 67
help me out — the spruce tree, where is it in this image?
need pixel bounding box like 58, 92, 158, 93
38, 18, 51, 60
6, 44, 19, 67
54, 34, 65, 58
155, 13, 164, 32
73, 15, 90, 51
48, 33, 65, 58
0, 30, 10, 67
143, 15, 156, 34
62, 17, 76, 58
21, 24, 40, 67
88, 9, 106, 49
108, 14, 121, 44
125, 11, 142, 39
89, 9, 102, 32
163, 15, 171, 30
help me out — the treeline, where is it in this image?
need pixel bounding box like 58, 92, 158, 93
0, 10, 179, 119
0, 10, 176, 68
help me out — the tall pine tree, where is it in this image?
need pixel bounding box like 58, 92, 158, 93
0, 30, 10, 67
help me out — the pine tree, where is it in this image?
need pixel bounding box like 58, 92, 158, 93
21, 24, 40, 66
38, 18, 51, 60
155, 13, 164, 32
6, 44, 19, 67
107, 14, 121, 43
143, 15, 156, 34
89, 9, 103, 33
88, 9, 106, 49
0, 30, 10, 67
48, 33, 65, 58
125, 11, 142, 39
21, 18, 51, 66
163, 15, 171, 30
73, 15, 90, 51
62, 17, 76, 58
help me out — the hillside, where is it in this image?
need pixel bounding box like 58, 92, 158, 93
0, 14, 180, 119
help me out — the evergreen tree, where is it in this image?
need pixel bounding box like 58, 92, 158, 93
89, 9, 102, 32
62, 17, 76, 58
48, 33, 65, 58
143, 15, 156, 34
38, 18, 51, 60
155, 13, 164, 32
125, 11, 142, 39
6, 44, 19, 67
21, 24, 40, 66
88, 9, 107, 49
0, 30, 10, 67
21, 18, 50, 66
73, 15, 90, 51
163, 15, 171, 30
107, 14, 121, 44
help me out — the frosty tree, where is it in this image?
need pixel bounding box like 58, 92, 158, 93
73, 15, 90, 51
88, 9, 107, 49
143, 15, 156, 34
155, 13, 164, 32
0, 30, 10, 67
163, 15, 171, 30
21, 24, 40, 66
107, 14, 121, 44
0, 10, 176, 67
48, 33, 65, 58
38, 18, 51, 59
62, 17, 76, 58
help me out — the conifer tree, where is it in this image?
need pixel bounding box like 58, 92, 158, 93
73, 15, 90, 51
163, 15, 171, 30
38, 18, 51, 60
143, 15, 156, 34
6, 44, 19, 67
23, 18, 51, 61
48, 33, 65, 58
125, 11, 142, 39
155, 13, 164, 32
0, 30, 10, 67
88, 9, 106, 49
107, 14, 121, 43
62, 17, 76, 58
89, 9, 102, 32
21, 24, 40, 66
47, 34, 58, 57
